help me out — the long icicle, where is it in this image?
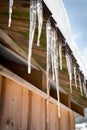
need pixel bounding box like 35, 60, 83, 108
28, 0, 37, 73
74, 65, 78, 89
50, 29, 55, 81
46, 20, 60, 118
59, 43, 62, 70
78, 71, 83, 95
66, 50, 72, 93
46, 18, 51, 125
53, 29, 60, 118
8, 0, 14, 27
83, 79, 87, 98
37, 0, 43, 46
46, 18, 51, 96
53, 28, 60, 118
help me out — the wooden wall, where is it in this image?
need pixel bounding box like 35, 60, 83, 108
0, 74, 75, 130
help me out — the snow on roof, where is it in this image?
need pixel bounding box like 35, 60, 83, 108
43, 0, 87, 79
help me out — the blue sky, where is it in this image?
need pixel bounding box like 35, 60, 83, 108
62, 0, 87, 65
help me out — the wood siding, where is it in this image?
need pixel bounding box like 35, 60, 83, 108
0, 74, 75, 130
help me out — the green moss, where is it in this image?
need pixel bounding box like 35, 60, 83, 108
12, 11, 29, 20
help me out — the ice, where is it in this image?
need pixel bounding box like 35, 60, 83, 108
83, 79, 87, 98
78, 72, 83, 95
46, 18, 51, 95
37, 0, 43, 46
50, 28, 55, 81
43, 0, 87, 80
59, 43, 62, 70
8, 0, 14, 27
46, 19, 52, 123
66, 50, 72, 93
46, 19, 60, 117
74, 66, 78, 89
28, 0, 37, 73
28, 0, 43, 73
53, 29, 60, 118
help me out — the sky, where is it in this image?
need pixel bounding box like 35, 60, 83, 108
62, 0, 87, 66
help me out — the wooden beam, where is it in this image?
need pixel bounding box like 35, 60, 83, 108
60, 92, 71, 108
71, 100, 84, 116
0, 30, 45, 72
0, 43, 38, 70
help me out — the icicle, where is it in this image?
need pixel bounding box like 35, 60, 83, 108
50, 29, 55, 81
59, 43, 62, 70
28, 0, 37, 73
46, 18, 51, 95
46, 19, 60, 118
74, 66, 78, 89
8, 0, 14, 27
37, 0, 43, 46
46, 18, 51, 125
83, 78, 87, 97
53, 28, 60, 118
66, 50, 72, 93
78, 72, 83, 95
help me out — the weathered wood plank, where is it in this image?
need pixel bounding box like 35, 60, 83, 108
60, 107, 70, 130
0, 74, 2, 106
69, 112, 75, 130
49, 102, 59, 130
0, 78, 30, 130
0, 78, 13, 130
42, 72, 46, 92
21, 88, 29, 130
29, 92, 46, 130
71, 100, 84, 116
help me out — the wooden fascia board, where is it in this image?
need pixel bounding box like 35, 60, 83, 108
0, 43, 37, 70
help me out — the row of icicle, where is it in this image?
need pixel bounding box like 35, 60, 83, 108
65, 48, 87, 97
8, 0, 87, 118
28, 0, 43, 73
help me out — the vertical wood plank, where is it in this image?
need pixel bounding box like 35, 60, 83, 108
0, 78, 29, 130
49, 102, 59, 130
0, 74, 2, 96
69, 112, 75, 130
0, 74, 2, 109
30, 92, 46, 130
7, 78, 22, 130
60, 107, 70, 130
41, 97, 46, 130
7, 79, 29, 130
0, 78, 13, 130
21, 88, 29, 130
